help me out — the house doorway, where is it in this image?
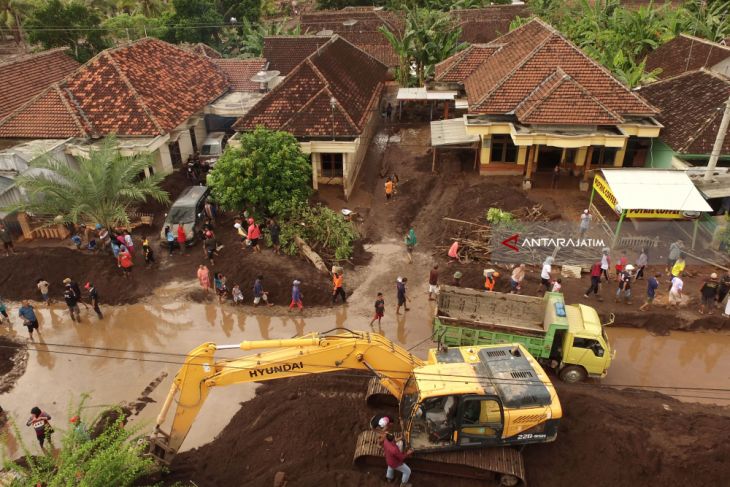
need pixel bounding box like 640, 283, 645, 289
321, 153, 344, 178
169, 141, 182, 168
189, 128, 198, 152
537, 146, 563, 171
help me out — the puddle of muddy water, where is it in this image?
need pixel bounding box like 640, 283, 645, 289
603, 327, 730, 405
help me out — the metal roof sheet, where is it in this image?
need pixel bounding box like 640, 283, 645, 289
430, 118, 479, 147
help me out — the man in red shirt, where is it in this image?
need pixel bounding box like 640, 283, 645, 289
584, 261, 602, 300
383, 432, 413, 485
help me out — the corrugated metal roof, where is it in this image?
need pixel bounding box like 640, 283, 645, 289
600, 169, 712, 212
430, 118, 479, 147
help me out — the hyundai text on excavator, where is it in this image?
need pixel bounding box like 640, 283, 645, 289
149, 330, 562, 486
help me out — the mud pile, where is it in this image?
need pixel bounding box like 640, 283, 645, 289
0, 336, 27, 395
162, 375, 730, 487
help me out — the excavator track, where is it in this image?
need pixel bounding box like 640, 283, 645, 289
365, 377, 398, 407
353, 430, 526, 486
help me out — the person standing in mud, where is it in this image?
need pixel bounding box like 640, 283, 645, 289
428, 265, 440, 300
0, 297, 9, 324
214, 272, 228, 303
538, 256, 554, 294
635, 248, 648, 280
18, 301, 39, 340
165, 226, 175, 256
600, 248, 611, 281
332, 272, 346, 304
63, 282, 82, 322
699, 273, 719, 315
117, 246, 134, 278
396, 277, 410, 314
717, 274, 730, 309
85, 282, 103, 319
0, 222, 15, 256
36, 278, 50, 306
404, 228, 416, 264
26, 407, 52, 450
253, 275, 273, 307
666, 240, 682, 273
289, 279, 304, 312
584, 261, 603, 300
639, 273, 660, 312
268, 219, 281, 254
142, 236, 155, 266
176, 223, 186, 255
247, 218, 262, 253
615, 264, 633, 304
370, 292, 385, 327
203, 232, 218, 266
385, 177, 393, 201
197, 264, 211, 293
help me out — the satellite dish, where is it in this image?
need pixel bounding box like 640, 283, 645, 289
316, 29, 334, 37
250, 70, 280, 83
342, 19, 358, 26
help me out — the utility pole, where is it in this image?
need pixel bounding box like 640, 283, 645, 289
704, 93, 730, 180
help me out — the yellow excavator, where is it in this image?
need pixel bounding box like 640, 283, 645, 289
149, 330, 562, 486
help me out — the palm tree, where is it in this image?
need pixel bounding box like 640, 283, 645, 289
0, 0, 30, 46
9, 137, 170, 230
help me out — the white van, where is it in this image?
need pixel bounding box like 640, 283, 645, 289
200, 132, 226, 166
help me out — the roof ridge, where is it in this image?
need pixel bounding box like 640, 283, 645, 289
512, 68, 567, 118
472, 31, 555, 110
325, 86, 359, 130
678, 33, 730, 52
435, 45, 474, 80
0, 47, 73, 68
55, 84, 93, 137
279, 85, 330, 132
679, 105, 722, 153
103, 51, 165, 134
560, 74, 624, 122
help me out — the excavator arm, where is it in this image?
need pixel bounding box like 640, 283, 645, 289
149, 330, 423, 464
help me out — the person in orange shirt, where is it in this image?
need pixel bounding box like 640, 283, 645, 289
332, 272, 346, 304
484, 269, 499, 292
385, 177, 393, 201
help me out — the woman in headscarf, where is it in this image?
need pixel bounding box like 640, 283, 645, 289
404, 228, 417, 263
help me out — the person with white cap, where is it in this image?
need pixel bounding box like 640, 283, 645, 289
579, 209, 592, 238
538, 256, 554, 295
615, 264, 634, 304
289, 279, 303, 312
699, 273, 719, 315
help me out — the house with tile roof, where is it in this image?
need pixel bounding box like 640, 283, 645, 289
0, 38, 231, 176
205, 58, 270, 121
234, 35, 387, 198
433, 18, 662, 188
646, 34, 730, 80
637, 69, 730, 170
263, 35, 333, 75
0, 48, 79, 121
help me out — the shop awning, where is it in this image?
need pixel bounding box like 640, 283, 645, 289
430, 118, 479, 147
599, 169, 712, 213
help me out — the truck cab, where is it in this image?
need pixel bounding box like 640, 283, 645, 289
553, 303, 613, 382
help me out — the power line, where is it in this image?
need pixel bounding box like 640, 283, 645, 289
4, 342, 730, 400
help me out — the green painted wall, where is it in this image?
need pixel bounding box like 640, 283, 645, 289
646, 139, 675, 168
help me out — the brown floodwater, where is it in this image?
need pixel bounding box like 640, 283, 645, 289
1, 244, 728, 459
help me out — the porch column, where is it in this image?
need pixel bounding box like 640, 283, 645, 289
311, 153, 319, 191
614, 138, 628, 167
583, 146, 594, 181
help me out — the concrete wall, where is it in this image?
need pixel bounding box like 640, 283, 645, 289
193, 118, 207, 152
712, 57, 730, 78
154, 144, 173, 175
177, 129, 194, 163
344, 107, 381, 199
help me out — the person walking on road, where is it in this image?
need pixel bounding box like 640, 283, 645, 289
699, 273, 719, 315
26, 407, 52, 450
635, 248, 648, 280
63, 282, 81, 322
428, 265, 439, 300
370, 292, 385, 327
382, 432, 413, 486
0, 223, 15, 256
36, 278, 50, 305
579, 209, 592, 239
584, 261, 603, 300
18, 301, 39, 340
396, 277, 410, 314
404, 229, 417, 264
85, 282, 103, 319
600, 248, 611, 281
332, 272, 346, 304
615, 264, 634, 304
639, 273, 661, 312
510, 264, 525, 294
289, 279, 303, 312
253, 275, 273, 307
197, 265, 211, 293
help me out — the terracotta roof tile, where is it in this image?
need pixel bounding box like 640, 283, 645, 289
435, 45, 498, 82
263, 36, 331, 75
235, 36, 386, 138
0, 85, 88, 138
465, 19, 656, 122
0, 38, 230, 138
452, 6, 529, 44
646, 34, 730, 79
190, 43, 222, 59
213, 58, 268, 92
0, 48, 79, 120
639, 69, 730, 155
515, 69, 623, 125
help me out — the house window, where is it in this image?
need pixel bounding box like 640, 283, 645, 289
591, 147, 618, 165
321, 153, 343, 178
491, 135, 517, 163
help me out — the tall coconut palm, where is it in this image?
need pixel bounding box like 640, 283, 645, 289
0, 0, 30, 46
8, 137, 170, 230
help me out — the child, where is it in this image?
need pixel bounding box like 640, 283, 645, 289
551, 278, 562, 293
232, 284, 244, 304
370, 292, 385, 327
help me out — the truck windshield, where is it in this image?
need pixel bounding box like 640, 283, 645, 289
399, 375, 419, 425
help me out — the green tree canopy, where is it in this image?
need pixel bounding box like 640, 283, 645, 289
217, 0, 262, 24
219, 18, 300, 57
164, 0, 224, 45
24, 0, 109, 62
102, 13, 168, 41
207, 128, 312, 214
8, 137, 169, 230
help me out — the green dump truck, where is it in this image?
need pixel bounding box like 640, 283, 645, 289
433, 286, 613, 383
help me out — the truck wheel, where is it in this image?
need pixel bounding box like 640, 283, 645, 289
500, 474, 519, 486
559, 365, 586, 383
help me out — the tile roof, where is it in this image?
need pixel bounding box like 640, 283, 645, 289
0, 48, 79, 120
646, 34, 730, 80
234, 36, 387, 138
459, 19, 656, 123
0, 38, 230, 138
514, 69, 623, 125
189, 43, 223, 59
451, 6, 529, 44
213, 58, 268, 92
435, 45, 498, 82
638, 69, 730, 155
263, 36, 331, 75
0, 85, 89, 138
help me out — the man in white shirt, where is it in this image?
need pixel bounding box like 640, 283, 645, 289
668, 276, 683, 307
